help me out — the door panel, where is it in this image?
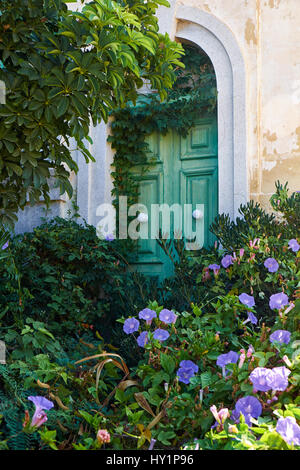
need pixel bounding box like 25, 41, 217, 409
134, 171, 163, 265
180, 166, 218, 249
180, 117, 217, 160
130, 115, 218, 280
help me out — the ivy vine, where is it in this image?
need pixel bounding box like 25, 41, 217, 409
107, 44, 218, 239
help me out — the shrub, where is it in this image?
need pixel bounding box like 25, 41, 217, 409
0, 216, 141, 357
158, 182, 300, 316
0, 183, 299, 450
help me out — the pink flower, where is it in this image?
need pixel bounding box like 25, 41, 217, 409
218, 408, 230, 423
249, 238, 260, 249
238, 350, 246, 369
283, 303, 295, 315
97, 429, 111, 444
247, 345, 255, 358
210, 405, 230, 426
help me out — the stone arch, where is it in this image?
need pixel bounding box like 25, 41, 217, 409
173, 6, 248, 219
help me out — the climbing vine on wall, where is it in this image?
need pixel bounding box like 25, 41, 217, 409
107, 44, 218, 238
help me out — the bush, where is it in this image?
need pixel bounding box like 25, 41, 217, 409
0, 216, 146, 358
158, 181, 300, 315
115, 291, 300, 449
0, 183, 299, 450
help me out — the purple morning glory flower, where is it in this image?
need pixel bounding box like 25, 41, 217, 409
221, 255, 233, 268
232, 396, 262, 426
247, 311, 258, 325
270, 329, 291, 345
28, 396, 54, 428
177, 367, 196, 384
288, 239, 300, 253
216, 351, 239, 371
104, 234, 115, 241
159, 309, 177, 324
239, 293, 255, 308
269, 292, 289, 310
1, 241, 8, 250
177, 360, 199, 384
148, 438, 157, 450
276, 417, 300, 446
138, 308, 157, 324
179, 360, 199, 374
267, 366, 291, 392
123, 317, 140, 334
136, 331, 149, 348
249, 367, 273, 392
264, 257, 279, 273
208, 264, 220, 274
153, 329, 169, 342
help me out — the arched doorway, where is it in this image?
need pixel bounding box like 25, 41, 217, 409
174, 7, 248, 218
130, 45, 218, 280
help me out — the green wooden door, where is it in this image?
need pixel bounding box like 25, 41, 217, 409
130, 115, 218, 280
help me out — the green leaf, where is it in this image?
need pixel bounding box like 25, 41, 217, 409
259, 431, 287, 449
56, 96, 69, 118
200, 371, 213, 388
37, 328, 55, 340
160, 353, 175, 375
157, 430, 176, 445
38, 429, 58, 451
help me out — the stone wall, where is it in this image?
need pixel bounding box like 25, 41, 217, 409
159, 0, 300, 209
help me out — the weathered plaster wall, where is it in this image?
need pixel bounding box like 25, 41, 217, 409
167, 0, 300, 209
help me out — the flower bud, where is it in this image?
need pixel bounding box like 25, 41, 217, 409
247, 345, 254, 358
228, 424, 238, 434
238, 352, 246, 369
282, 355, 292, 368
97, 429, 111, 444
148, 438, 156, 450
23, 410, 30, 428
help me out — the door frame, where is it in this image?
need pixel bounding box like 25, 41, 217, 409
162, 6, 248, 220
